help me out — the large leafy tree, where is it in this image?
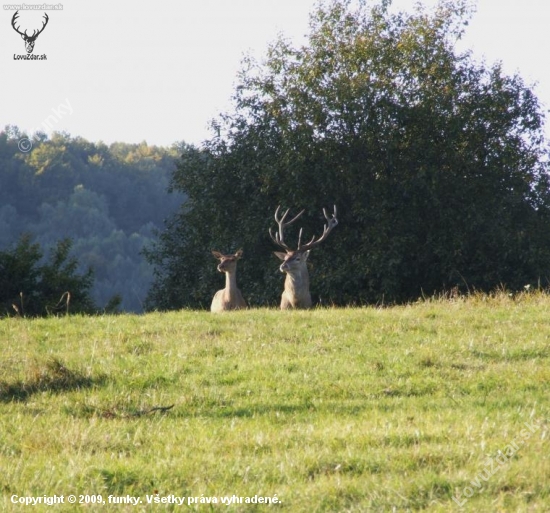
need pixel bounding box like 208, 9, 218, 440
146, 0, 550, 309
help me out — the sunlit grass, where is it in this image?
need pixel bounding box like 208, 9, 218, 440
1, 293, 549, 511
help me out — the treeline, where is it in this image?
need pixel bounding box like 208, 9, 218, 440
0, 126, 185, 313
145, 0, 550, 309
5, 0, 550, 315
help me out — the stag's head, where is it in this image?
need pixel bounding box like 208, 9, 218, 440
212, 250, 243, 274
12, 11, 49, 54
274, 248, 310, 274
270, 205, 338, 275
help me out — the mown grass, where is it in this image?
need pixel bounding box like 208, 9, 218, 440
0, 293, 549, 511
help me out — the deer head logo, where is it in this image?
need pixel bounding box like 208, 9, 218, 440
11, 11, 49, 54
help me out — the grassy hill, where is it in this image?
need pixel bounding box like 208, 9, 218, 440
1, 294, 549, 511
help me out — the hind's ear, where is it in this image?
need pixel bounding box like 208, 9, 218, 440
234, 249, 243, 259
211, 251, 223, 260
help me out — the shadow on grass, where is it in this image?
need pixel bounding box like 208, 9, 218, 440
67, 403, 175, 419
171, 401, 371, 419
0, 358, 104, 402
67, 400, 334, 420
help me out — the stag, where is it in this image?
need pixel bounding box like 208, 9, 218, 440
210, 250, 247, 312
11, 11, 49, 54
270, 205, 338, 309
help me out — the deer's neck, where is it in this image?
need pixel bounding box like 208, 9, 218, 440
225, 271, 239, 295
285, 266, 310, 299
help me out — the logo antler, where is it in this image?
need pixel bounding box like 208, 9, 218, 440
11, 11, 49, 54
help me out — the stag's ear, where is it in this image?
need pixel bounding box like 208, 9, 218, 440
274, 251, 287, 261
234, 249, 243, 259
212, 251, 223, 260
302, 250, 310, 261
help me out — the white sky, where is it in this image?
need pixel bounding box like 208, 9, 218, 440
1, 0, 549, 148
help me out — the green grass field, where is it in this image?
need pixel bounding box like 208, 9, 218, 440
1, 293, 549, 512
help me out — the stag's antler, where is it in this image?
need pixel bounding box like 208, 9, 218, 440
270, 205, 338, 252
269, 205, 305, 250
298, 205, 338, 251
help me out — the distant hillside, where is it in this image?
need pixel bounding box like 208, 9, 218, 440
0, 125, 187, 312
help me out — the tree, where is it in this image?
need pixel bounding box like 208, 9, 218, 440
0, 235, 95, 317
0, 127, 185, 312
146, 0, 550, 309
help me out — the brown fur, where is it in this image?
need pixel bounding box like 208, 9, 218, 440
210, 250, 247, 312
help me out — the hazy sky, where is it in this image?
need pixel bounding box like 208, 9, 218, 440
1, 0, 549, 147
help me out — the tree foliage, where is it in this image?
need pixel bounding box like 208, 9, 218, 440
0, 128, 186, 312
146, 0, 550, 309
0, 235, 95, 317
